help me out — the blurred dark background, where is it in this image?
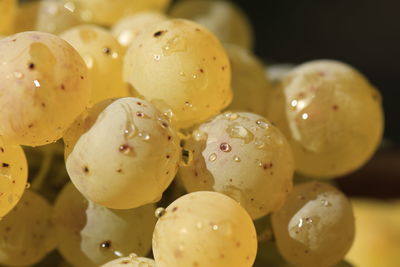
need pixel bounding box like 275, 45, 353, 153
232, 0, 400, 144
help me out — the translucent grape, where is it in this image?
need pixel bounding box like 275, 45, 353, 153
15, 0, 39, 32
0, 0, 16, 34
267, 60, 384, 178
101, 255, 156, 267
36, 0, 82, 34
112, 12, 168, 47
69, 0, 171, 26
53, 182, 157, 266
152, 191, 258, 267
0, 137, 28, 217
179, 111, 294, 219
0, 31, 91, 146
225, 44, 271, 117
60, 25, 128, 105
170, 0, 253, 49
0, 190, 57, 266
124, 19, 232, 128
64, 97, 181, 209
272, 182, 355, 267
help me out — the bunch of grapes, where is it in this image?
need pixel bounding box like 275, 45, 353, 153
0, 0, 385, 267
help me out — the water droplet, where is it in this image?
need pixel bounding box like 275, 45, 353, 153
129, 253, 138, 259
233, 155, 241, 162
155, 207, 166, 218
184, 101, 193, 108
297, 218, 304, 228
33, 80, 41, 88
25, 183, 30, 189
212, 224, 219, 231
154, 54, 161, 61
226, 124, 254, 144
321, 199, 331, 207
224, 112, 239, 120
208, 153, 217, 162
113, 250, 124, 257
64, 2, 76, 12
13, 72, 23, 79
139, 132, 150, 141
162, 36, 187, 56
100, 240, 112, 249
302, 113, 309, 120
192, 130, 207, 141
254, 139, 265, 149
290, 99, 298, 110
121, 104, 137, 140
220, 143, 232, 152
256, 120, 269, 129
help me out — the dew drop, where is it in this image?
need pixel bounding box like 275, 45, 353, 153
233, 155, 241, 162
208, 153, 217, 162
154, 54, 161, 61
33, 80, 41, 88
25, 183, 30, 189
224, 112, 239, 121
256, 120, 269, 129
302, 113, 309, 120
226, 124, 254, 144
139, 132, 150, 141
321, 199, 331, 207
162, 36, 187, 56
220, 143, 232, 152
254, 139, 265, 149
192, 130, 207, 141
100, 240, 112, 249
155, 207, 166, 218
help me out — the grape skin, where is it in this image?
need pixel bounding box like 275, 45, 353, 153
267, 60, 384, 178
124, 19, 232, 128
60, 25, 128, 105
170, 0, 254, 49
0, 190, 57, 266
152, 191, 258, 267
64, 97, 181, 209
0, 0, 16, 34
225, 44, 272, 117
272, 182, 355, 267
0, 31, 91, 146
0, 138, 28, 217
69, 0, 171, 26
179, 111, 294, 219
101, 255, 156, 267
14, 0, 39, 33
53, 183, 156, 267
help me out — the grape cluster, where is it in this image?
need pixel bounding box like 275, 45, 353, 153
0, 0, 385, 267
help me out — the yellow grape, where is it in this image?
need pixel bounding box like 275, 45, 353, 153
0, 31, 91, 146
0, 190, 57, 266
101, 255, 156, 267
225, 44, 271, 117
15, 0, 40, 32
112, 11, 168, 47
61, 25, 128, 105
267, 60, 384, 178
0, 137, 28, 217
124, 19, 232, 128
0, 0, 16, 34
64, 97, 181, 209
153, 191, 258, 267
53, 182, 156, 266
179, 111, 294, 219
36, 0, 82, 34
69, 0, 171, 26
272, 182, 355, 267
170, 0, 253, 49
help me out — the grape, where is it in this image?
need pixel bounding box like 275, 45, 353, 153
225, 44, 271, 117
267, 60, 384, 178
15, 0, 39, 32
271, 182, 355, 267
53, 182, 157, 266
112, 12, 168, 47
64, 97, 181, 209
0, 31, 91, 147
152, 191, 258, 267
0, 190, 57, 266
60, 25, 128, 105
179, 111, 294, 219
0, 0, 16, 34
267, 63, 295, 85
124, 19, 232, 128
0, 137, 28, 217
101, 254, 156, 267
36, 0, 82, 34
170, 0, 253, 49
69, 0, 171, 26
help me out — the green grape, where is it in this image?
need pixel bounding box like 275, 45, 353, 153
64, 97, 181, 209
0, 190, 57, 266
170, 0, 253, 49
15, 0, 40, 32
112, 12, 168, 47
69, 0, 171, 26
152, 191, 258, 267
60, 25, 128, 105
0, 0, 16, 34
272, 182, 355, 267
225, 44, 271, 117
0, 31, 91, 147
0, 137, 28, 217
179, 111, 294, 219
53, 182, 157, 267
36, 0, 82, 34
267, 60, 384, 178
124, 19, 232, 128
101, 254, 156, 267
